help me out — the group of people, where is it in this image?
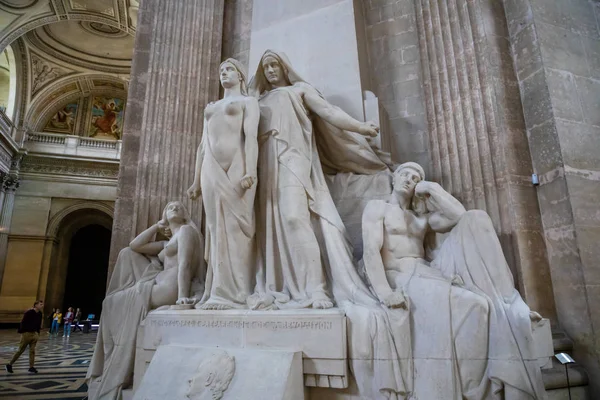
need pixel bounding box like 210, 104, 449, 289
4, 302, 88, 375
49, 307, 83, 337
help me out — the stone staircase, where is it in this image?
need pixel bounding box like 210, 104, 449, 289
544, 331, 590, 399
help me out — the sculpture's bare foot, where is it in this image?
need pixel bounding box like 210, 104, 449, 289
176, 297, 195, 305
383, 291, 409, 310
199, 302, 233, 310
312, 300, 334, 309
529, 311, 543, 323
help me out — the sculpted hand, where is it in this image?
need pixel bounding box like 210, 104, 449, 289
383, 291, 409, 310
187, 183, 201, 200
240, 174, 256, 190
157, 219, 172, 238
415, 180, 440, 198
358, 121, 380, 137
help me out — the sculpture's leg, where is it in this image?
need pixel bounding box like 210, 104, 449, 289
276, 179, 332, 308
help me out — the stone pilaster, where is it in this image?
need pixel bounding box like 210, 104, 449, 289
0, 172, 19, 288
109, 0, 225, 275
413, 0, 556, 320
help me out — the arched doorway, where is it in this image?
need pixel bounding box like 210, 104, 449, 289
43, 205, 113, 320
62, 224, 111, 320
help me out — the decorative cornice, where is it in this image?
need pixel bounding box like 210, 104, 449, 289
20, 154, 119, 180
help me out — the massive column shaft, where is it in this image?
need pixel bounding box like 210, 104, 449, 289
109, 0, 224, 274
414, 0, 557, 319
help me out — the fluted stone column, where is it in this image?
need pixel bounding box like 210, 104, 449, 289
413, 0, 557, 320
109, 0, 225, 275
0, 173, 19, 288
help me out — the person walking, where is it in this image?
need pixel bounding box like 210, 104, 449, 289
63, 307, 74, 338
72, 308, 83, 333
5, 300, 44, 374
50, 309, 62, 336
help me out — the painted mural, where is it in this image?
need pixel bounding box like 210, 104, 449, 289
89, 97, 124, 140
45, 102, 78, 134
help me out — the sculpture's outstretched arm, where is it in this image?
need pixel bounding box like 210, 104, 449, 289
415, 181, 466, 233
129, 224, 166, 255
362, 201, 407, 308
241, 97, 259, 189
300, 83, 379, 137
187, 119, 207, 200
176, 225, 199, 301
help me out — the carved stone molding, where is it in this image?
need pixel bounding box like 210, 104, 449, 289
20, 155, 119, 180
30, 51, 75, 95
0, 172, 19, 192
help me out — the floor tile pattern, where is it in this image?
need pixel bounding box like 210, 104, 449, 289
0, 329, 95, 400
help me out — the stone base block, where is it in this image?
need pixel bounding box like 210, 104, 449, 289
134, 345, 304, 400
134, 309, 347, 391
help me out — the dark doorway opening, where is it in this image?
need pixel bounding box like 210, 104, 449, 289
62, 224, 111, 319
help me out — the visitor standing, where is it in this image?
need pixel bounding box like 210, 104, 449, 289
5, 300, 44, 374
46, 308, 55, 333
50, 309, 62, 336
72, 308, 83, 333
63, 307, 74, 338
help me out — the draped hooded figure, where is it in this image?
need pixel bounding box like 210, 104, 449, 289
248, 50, 416, 399
87, 201, 204, 400
247, 49, 389, 310
188, 58, 259, 310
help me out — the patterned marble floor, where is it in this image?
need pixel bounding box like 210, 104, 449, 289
0, 329, 95, 400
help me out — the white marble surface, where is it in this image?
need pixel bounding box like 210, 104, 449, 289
135, 309, 347, 390
134, 345, 304, 400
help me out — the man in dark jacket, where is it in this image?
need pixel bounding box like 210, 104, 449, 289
5, 300, 44, 374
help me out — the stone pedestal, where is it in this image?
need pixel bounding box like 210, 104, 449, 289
134, 309, 348, 394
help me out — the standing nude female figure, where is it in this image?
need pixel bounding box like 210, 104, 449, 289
187, 58, 259, 309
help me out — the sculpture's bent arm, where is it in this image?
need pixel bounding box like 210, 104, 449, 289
362, 201, 395, 303
129, 224, 165, 255
243, 98, 260, 178
418, 181, 466, 233
176, 225, 198, 300
301, 83, 366, 133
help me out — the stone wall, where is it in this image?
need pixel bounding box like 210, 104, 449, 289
362, 0, 429, 171
504, 0, 600, 393
0, 179, 115, 322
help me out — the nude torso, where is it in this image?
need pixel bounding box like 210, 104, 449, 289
381, 203, 429, 269
204, 96, 247, 172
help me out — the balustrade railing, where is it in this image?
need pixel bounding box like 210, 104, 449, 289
25, 132, 121, 159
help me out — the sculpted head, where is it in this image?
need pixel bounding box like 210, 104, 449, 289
162, 201, 189, 225
219, 58, 248, 95
393, 162, 425, 198
261, 53, 289, 88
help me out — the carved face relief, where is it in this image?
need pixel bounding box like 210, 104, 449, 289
262, 55, 286, 87
219, 62, 241, 89
393, 168, 422, 196
187, 351, 235, 400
